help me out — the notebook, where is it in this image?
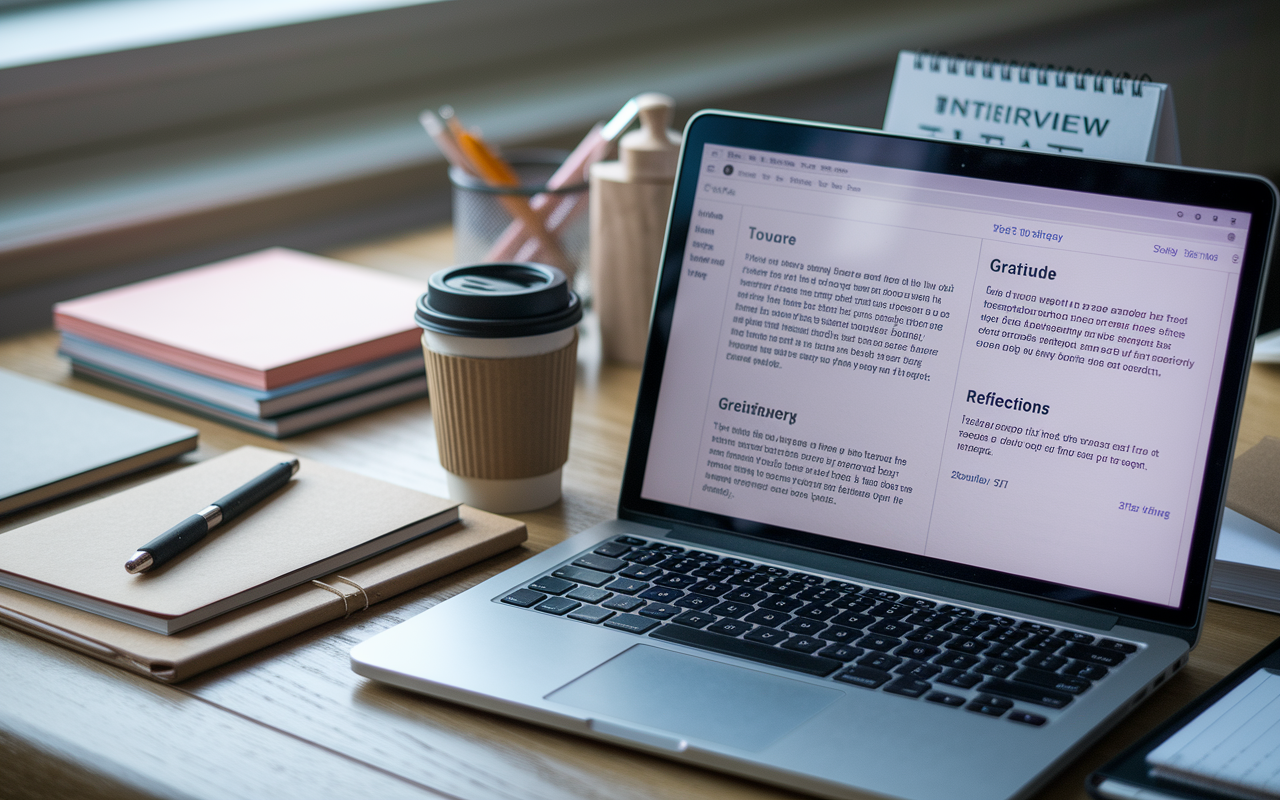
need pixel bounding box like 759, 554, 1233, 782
0, 446, 458, 634
0, 368, 197, 516
53, 248, 426, 390
1091, 632, 1280, 800
1209, 437, 1280, 614
351, 111, 1276, 800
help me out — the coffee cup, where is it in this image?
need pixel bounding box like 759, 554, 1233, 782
415, 263, 582, 513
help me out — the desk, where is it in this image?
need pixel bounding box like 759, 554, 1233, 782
3, 227, 1280, 800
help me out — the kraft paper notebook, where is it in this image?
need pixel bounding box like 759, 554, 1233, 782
0, 368, 198, 516
0, 449, 526, 682
53, 248, 427, 390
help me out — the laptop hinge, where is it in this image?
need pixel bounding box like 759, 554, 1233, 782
651, 520, 1121, 631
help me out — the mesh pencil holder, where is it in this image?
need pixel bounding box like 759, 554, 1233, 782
450, 149, 590, 295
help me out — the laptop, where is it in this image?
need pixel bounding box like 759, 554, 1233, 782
351, 111, 1277, 800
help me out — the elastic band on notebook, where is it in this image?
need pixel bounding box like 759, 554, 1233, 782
311, 576, 371, 618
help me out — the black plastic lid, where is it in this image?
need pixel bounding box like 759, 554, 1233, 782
415, 262, 582, 338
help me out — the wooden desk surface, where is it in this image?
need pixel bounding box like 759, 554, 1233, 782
4, 227, 1280, 800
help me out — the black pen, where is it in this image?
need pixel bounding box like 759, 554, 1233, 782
125, 458, 300, 574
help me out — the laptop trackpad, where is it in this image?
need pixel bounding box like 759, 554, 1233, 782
546, 644, 842, 752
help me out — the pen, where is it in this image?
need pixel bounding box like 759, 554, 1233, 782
485, 96, 643, 263
124, 458, 300, 574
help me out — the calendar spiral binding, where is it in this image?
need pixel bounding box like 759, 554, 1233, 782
910, 51, 1154, 98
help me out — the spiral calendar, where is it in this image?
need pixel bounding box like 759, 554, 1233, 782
883, 51, 1180, 164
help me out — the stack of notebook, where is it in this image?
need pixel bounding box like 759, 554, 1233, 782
0, 446, 526, 682
55, 248, 429, 437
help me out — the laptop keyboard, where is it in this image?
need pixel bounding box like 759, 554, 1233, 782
498, 536, 1141, 727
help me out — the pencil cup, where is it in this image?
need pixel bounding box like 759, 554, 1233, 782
450, 149, 590, 292
416, 263, 582, 513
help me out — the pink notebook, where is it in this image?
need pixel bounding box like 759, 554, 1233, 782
55, 249, 427, 390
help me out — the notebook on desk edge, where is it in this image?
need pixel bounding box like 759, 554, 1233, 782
351, 111, 1278, 800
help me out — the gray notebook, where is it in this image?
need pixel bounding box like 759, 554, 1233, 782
0, 368, 198, 516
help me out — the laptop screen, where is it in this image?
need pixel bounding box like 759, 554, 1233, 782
620, 112, 1275, 628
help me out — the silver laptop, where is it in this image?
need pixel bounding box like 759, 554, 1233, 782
352, 111, 1277, 800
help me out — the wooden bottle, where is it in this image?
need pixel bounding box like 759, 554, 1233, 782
589, 93, 681, 365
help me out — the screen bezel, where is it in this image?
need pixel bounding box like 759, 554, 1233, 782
617, 110, 1276, 631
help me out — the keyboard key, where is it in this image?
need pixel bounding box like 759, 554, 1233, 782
944, 619, 992, 638
648, 543, 684, 554
1062, 631, 1096, 644
1061, 643, 1128, 667
863, 589, 900, 602
934, 651, 980, 670
817, 644, 863, 662
573, 553, 625, 573
790, 572, 825, 585
674, 593, 719, 611
793, 603, 839, 622
606, 578, 649, 595
1023, 635, 1066, 652
658, 557, 701, 573
500, 588, 546, 607
781, 636, 824, 654
967, 696, 1008, 716
1008, 711, 1047, 726
707, 619, 752, 637
639, 586, 683, 603
568, 606, 615, 624
937, 669, 982, 689
894, 642, 940, 662
830, 595, 876, 612
978, 613, 1015, 626
593, 541, 631, 558
826, 580, 861, 592
857, 634, 902, 653
1098, 639, 1139, 654
709, 601, 754, 619
905, 611, 952, 629
601, 595, 644, 612
737, 573, 771, 588
620, 564, 661, 581
977, 679, 1073, 709
553, 565, 612, 587
684, 550, 719, 562
690, 581, 733, 597
884, 677, 931, 698
857, 652, 902, 672
744, 608, 792, 627
1013, 668, 1091, 695
945, 637, 991, 656
900, 597, 936, 609
723, 587, 768, 604
835, 666, 892, 689
781, 618, 828, 636
975, 694, 1013, 709
651, 625, 843, 677
982, 627, 1030, 646
1017, 622, 1056, 635
654, 573, 699, 589
819, 625, 861, 644
894, 661, 941, 681
937, 605, 973, 616
638, 603, 680, 620
673, 611, 716, 629
529, 576, 575, 595
760, 596, 805, 613
975, 659, 1019, 679
627, 551, 667, 565
720, 557, 755, 569
604, 613, 659, 634
797, 587, 844, 604
830, 612, 874, 630
926, 691, 965, 708
1022, 653, 1068, 672
869, 619, 914, 637
745, 627, 790, 646
566, 586, 611, 603
985, 646, 1031, 664
756, 566, 790, 577
1062, 661, 1109, 680
906, 628, 952, 646
614, 536, 648, 546
535, 597, 580, 615
872, 602, 914, 620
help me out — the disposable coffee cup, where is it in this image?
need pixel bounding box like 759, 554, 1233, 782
415, 263, 582, 513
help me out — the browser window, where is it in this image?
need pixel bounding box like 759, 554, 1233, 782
641, 143, 1251, 607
